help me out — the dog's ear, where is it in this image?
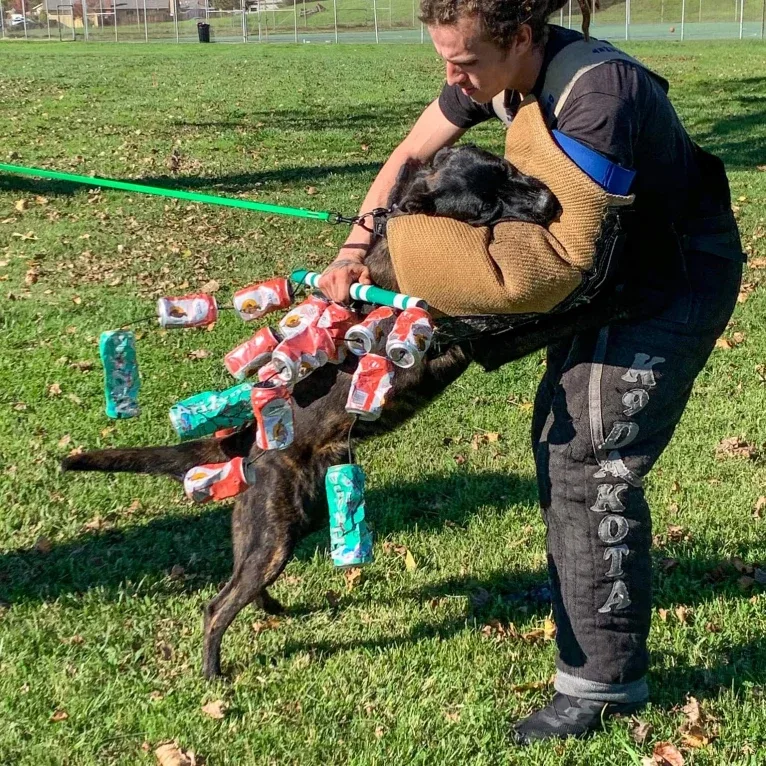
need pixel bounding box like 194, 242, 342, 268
388, 158, 426, 208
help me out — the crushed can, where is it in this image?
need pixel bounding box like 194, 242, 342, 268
278, 293, 329, 340
99, 330, 141, 419
346, 306, 397, 356
183, 456, 256, 504
224, 326, 282, 381
325, 463, 373, 567
345, 354, 394, 421
169, 381, 254, 440
271, 325, 335, 385
317, 302, 358, 364
257, 360, 290, 386
251, 381, 295, 450
385, 307, 434, 369
233, 277, 294, 321
157, 293, 218, 329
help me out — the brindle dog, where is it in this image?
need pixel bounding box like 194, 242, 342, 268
63, 145, 633, 679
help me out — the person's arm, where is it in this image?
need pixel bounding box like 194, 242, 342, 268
318, 99, 467, 302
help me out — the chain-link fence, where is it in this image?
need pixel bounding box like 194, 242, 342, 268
1, 0, 764, 42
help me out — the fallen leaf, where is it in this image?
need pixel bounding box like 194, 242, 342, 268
444, 709, 461, 722
14, 199, 29, 212
200, 279, 219, 293
201, 699, 227, 719
72, 295, 82, 305
57, 434, 72, 449
543, 617, 557, 640
652, 741, 685, 765
715, 338, 733, 350
674, 605, 692, 624
48, 382, 62, 397
454, 454, 466, 465
344, 567, 363, 591
730, 555, 754, 575
630, 717, 654, 744
382, 542, 407, 556
680, 725, 711, 748
511, 679, 551, 693
187, 349, 210, 361
404, 549, 417, 572
169, 564, 185, 580
374, 725, 385, 739
50, 708, 68, 722
306, 186, 317, 195
658, 608, 669, 622
666, 525, 691, 543
252, 616, 280, 634
738, 282, 756, 303
35, 195, 49, 206
681, 696, 703, 726
34, 536, 52, 554
154, 742, 195, 766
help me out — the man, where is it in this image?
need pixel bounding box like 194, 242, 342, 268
318, 0, 743, 744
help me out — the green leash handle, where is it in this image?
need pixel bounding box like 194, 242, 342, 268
290, 269, 428, 311
0, 162, 341, 222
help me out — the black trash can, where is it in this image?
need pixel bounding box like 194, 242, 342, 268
197, 22, 211, 43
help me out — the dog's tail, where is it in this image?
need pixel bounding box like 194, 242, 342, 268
61, 429, 255, 477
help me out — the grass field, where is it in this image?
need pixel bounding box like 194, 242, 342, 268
1, 39, 766, 765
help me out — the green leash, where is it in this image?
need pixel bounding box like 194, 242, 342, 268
0, 162, 355, 224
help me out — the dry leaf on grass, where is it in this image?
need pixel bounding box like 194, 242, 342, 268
14, 199, 29, 212
154, 742, 197, 766
34, 536, 52, 554
738, 282, 756, 303
187, 349, 210, 361
521, 618, 556, 643
511, 678, 552, 693
306, 186, 318, 195
404, 550, 417, 572
252, 616, 280, 634
754, 496, 766, 519
169, 564, 185, 580
679, 696, 715, 748
70, 360, 94, 372
48, 382, 62, 397
674, 606, 693, 624
200, 279, 220, 293
344, 567, 363, 591
630, 717, 654, 744
50, 708, 68, 722
652, 741, 685, 765
57, 434, 72, 449
201, 700, 227, 720
481, 620, 518, 640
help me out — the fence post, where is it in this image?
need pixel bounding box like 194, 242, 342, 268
568, 0, 572, 28
21, 0, 28, 38
293, 0, 297, 42
625, 0, 629, 39
681, 0, 685, 38
332, 0, 337, 42
761, 0, 765, 38
372, 0, 378, 42
241, 0, 246, 41
739, 0, 745, 37
173, 0, 179, 41
83, 0, 90, 39
0, 7, 5, 39
142, 0, 147, 40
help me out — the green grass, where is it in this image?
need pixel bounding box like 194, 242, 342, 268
1, 39, 766, 765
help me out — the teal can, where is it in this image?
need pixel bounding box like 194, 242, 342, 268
169, 382, 254, 440
325, 463, 373, 567
99, 330, 140, 419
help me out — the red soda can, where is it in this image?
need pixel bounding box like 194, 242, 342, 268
346, 306, 396, 357
271, 325, 335, 384
233, 277, 294, 321
157, 293, 218, 328
224, 326, 282, 381
345, 354, 395, 421
257, 360, 290, 386
385, 307, 434, 369
278, 293, 329, 340
183, 456, 255, 504
317, 302, 358, 364
251, 381, 295, 450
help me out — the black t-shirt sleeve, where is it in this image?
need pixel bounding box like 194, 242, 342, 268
554, 61, 648, 169
438, 82, 496, 129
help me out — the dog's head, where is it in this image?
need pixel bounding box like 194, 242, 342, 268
389, 144, 561, 228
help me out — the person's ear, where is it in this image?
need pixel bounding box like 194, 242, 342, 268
512, 23, 534, 55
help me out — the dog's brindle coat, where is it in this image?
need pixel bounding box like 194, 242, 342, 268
63, 146, 635, 679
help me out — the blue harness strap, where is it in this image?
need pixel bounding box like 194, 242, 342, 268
552, 129, 636, 196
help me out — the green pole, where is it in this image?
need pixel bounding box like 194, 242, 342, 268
291, 269, 428, 311
0, 162, 337, 223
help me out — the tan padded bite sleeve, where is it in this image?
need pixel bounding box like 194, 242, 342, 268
388, 97, 632, 316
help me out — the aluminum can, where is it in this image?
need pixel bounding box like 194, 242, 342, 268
183, 456, 256, 504
278, 293, 329, 340
271, 325, 334, 384
325, 463, 373, 567
257, 360, 290, 386
99, 330, 140, 419
233, 277, 294, 321
224, 326, 282, 381
345, 354, 394, 421
317, 302, 358, 364
251, 381, 295, 451
345, 306, 396, 356
385, 307, 434, 369
157, 293, 218, 328
169, 381, 254, 440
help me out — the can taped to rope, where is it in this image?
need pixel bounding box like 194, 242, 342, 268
325, 463, 373, 568
99, 330, 141, 419
169, 382, 254, 440
290, 269, 428, 311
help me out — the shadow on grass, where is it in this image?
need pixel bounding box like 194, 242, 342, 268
0, 469, 538, 606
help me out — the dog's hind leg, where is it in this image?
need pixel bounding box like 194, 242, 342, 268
203, 488, 300, 679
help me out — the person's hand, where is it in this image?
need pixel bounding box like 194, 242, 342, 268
318, 254, 373, 303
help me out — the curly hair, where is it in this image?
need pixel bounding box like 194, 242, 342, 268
419, 0, 593, 46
